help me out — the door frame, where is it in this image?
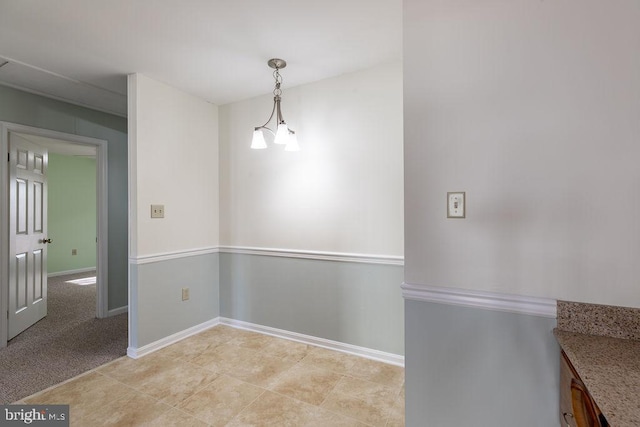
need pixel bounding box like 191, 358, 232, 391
1, 122, 109, 348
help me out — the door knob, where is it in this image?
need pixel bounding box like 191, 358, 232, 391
42, 238, 52, 244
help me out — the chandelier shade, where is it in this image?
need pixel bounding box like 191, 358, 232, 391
250, 129, 267, 149
274, 123, 290, 145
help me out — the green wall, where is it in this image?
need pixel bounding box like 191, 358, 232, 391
47, 153, 97, 274
0, 85, 128, 310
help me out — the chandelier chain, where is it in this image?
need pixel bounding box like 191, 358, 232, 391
273, 69, 283, 97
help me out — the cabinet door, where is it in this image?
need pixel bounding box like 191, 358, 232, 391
560, 352, 578, 426
560, 351, 606, 427
571, 379, 599, 427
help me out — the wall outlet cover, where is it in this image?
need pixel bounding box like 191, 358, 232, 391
447, 192, 465, 218
151, 204, 165, 218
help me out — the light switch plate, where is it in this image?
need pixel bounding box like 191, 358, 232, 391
182, 287, 190, 301
447, 192, 465, 218
151, 204, 165, 218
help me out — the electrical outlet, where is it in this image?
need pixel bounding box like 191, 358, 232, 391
71, 249, 77, 255
182, 287, 190, 301
151, 204, 165, 218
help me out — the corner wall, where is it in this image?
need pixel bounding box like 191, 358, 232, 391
219, 62, 405, 355
127, 74, 220, 349
403, 1, 640, 425
404, 0, 640, 307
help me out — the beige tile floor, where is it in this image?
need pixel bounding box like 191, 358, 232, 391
21, 325, 405, 427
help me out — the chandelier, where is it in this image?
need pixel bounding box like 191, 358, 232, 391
251, 58, 300, 151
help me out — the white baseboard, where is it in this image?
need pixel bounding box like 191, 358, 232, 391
220, 317, 404, 367
48, 267, 96, 278
107, 305, 128, 317
127, 317, 220, 359
126, 316, 404, 367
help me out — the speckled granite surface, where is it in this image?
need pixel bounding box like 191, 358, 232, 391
557, 300, 640, 339
556, 301, 640, 426
554, 330, 640, 427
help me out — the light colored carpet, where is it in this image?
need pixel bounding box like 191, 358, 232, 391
0, 271, 127, 403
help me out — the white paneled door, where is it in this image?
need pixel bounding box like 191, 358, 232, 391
8, 133, 48, 339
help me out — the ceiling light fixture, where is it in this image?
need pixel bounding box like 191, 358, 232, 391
251, 58, 299, 151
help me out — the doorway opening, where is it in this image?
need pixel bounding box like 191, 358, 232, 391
0, 122, 109, 347
46, 144, 97, 286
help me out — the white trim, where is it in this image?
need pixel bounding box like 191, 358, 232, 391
0, 124, 8, 347
125, 315, 404, 365
95, 139, 109, 319
129, 246, 403, 266
127, 73, 137, 355
401, 282, 557, 318
108, 305, 128, 317
0, 122, 109, 347
220, 317, 405, 367
130, 247, 220, 265
218, 245, 404, 266
127, 317, 220, 359
48, 267, 96, 278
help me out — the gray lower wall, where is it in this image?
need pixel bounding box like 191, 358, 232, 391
405, 299, 558, 427
0, 85, 128, 310
219, 253, 404, 355
130, 253, 220, 348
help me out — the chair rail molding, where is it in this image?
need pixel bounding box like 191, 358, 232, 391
218, 245, 404, 266
130, 246, 219, 265
401, 282, 557, 318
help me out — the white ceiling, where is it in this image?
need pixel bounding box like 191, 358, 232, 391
0, 0, 402, 117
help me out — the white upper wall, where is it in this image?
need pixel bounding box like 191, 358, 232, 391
220, 62, 404, 256
404, 0, 640, 307
128, 74, 219, 257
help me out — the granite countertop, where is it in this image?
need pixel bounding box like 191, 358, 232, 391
554, 329, 640, 427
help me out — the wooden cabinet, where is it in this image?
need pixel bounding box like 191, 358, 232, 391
560, 351, 609, 427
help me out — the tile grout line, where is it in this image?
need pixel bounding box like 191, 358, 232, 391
223, 385, 270, 426
317, 374, 346, 408
69, 374, 175, 425
18, 356, 127, 403
313, 375, 380, 427
322, 375, 399, 427
118, 332, 251, 425
209, 353, 365, 427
